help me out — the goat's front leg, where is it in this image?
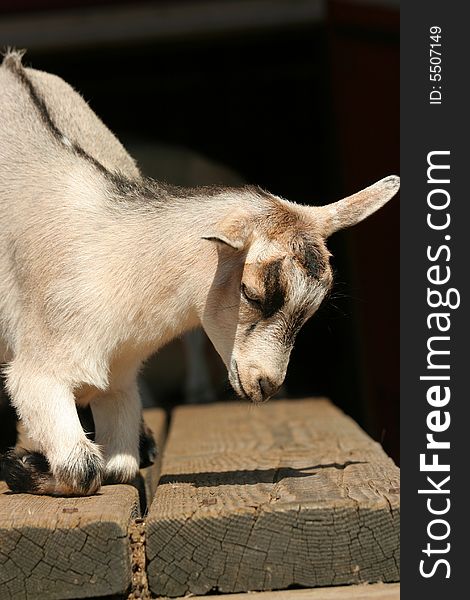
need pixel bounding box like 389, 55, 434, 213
2, 359, 103, 495
90, 378, 142, 484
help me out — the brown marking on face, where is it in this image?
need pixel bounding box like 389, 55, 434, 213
261, 259, 287, 318
291, 236, 329, 279
252, 200, 332, 281
240, 259, 287, 320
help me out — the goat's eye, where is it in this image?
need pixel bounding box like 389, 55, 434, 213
241, 283, 262, 307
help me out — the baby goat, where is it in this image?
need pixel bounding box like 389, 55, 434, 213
0, 51, 399, 496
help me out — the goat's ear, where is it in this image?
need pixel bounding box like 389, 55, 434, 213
202, 214, 251, 251
202, 233, 245, 250
318, 175, 400, 237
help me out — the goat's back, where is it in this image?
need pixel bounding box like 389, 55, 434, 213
25, 67, 140, 178
0, 53, 140, 181
0, 53, 141, 359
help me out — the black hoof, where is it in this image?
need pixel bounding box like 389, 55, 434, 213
1, 447, 102, 496
139, 420, 157, 469
1, 448, 50, 493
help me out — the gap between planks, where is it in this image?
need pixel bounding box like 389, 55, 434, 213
1, 400, 400, 600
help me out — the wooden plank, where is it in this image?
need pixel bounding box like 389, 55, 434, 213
0, 483, 138, 600
190, 582, 400, 600
0, 407, 167, 600
146, 399, 400, 597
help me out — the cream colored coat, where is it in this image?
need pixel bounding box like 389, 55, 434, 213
0, 51, 399, 495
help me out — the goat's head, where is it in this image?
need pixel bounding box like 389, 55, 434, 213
201, 176, 399, 403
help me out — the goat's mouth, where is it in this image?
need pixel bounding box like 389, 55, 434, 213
230, 361, 251, 402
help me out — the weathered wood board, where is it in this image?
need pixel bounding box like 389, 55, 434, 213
146, 399, 400, 597
0, 483, 138, 600
0, 407, 167, 600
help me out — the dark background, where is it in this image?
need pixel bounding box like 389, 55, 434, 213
0, 0, 399, 462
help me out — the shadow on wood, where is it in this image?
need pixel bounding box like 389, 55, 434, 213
159, 461, 367, 487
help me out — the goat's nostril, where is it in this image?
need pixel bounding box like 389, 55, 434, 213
258, 377, 279, 401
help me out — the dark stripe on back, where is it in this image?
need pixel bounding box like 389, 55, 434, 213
4, 54, 115, 180
262, 259, 286, 319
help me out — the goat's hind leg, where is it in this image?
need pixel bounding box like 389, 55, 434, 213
91, 377, 144, 484
75, 404, 157, 469
2, 359, 103, 495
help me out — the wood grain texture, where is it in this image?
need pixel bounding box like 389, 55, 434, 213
0, 483, 138, 600
0, 407, 167, 600
146, 399, 400, 597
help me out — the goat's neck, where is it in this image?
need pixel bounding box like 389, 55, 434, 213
108, 190, 246, 347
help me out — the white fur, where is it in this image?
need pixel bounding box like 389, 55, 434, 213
0, 52, 399, 495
